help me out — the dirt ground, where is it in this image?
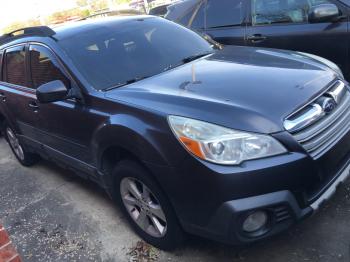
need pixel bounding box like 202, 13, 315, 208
1, 137, 350, 262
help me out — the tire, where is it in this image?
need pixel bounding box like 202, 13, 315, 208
3, 124, 39, 166
112, 159, 185, 250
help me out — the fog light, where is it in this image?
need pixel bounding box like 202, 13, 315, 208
242, 211, 268, 233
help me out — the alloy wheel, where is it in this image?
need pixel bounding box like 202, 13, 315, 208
120, 177, 167, 238
6, 128, 24, 161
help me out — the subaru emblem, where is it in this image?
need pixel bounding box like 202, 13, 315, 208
320, 97, 337, 114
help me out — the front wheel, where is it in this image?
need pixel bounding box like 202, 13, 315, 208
4, 125, 39, 166
112, 160, 185, 250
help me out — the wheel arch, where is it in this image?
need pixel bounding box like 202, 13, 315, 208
95, 129, 169, 201
92, 114, 173, 176
91, 113, 186, 207
96, 137, 185, 232
0, 107, 20, 134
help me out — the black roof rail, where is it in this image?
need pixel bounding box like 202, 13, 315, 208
0, 26, 56, 46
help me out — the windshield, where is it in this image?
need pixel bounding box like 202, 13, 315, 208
58, 17, 213, 90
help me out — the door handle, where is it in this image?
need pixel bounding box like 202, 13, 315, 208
0, 93, 6, 102
29, 101, 39, 111
247, 34, 267, 43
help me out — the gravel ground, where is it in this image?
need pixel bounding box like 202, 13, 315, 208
1, 137, 350, 262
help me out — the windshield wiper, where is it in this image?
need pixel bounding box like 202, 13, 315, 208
162, 51, 213, 73
163, 60, 185, 72
182, 51, 213, 63
104, 75, 151, 91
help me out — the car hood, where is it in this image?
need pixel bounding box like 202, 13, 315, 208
105, 46, 338, 134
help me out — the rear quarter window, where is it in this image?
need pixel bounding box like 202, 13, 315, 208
165, 0, 198, 21
192, 3, 205, 29
179, 9, 195, 27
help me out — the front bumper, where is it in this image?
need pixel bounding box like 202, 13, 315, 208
310, 162, 350, 210
145, 130, 350, 245
191, 161, 350, 245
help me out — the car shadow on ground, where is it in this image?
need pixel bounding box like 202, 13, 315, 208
37, 159, 109, 200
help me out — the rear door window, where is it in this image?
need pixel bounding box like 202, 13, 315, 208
206, 0, 244, 28
192, 0, 244, 29
4, 46, 26, 87
29, 45, 70, 89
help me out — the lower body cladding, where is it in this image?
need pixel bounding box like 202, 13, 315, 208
145, 133, 350, 245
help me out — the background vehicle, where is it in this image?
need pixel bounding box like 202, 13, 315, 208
129, 0, 146, 10
0, 17, 349, 250
79, 9, 143, 20
149, 4, 171, 17
165, 0, 350, 79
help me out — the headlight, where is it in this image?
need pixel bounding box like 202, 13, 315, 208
298, 52, 344, 79
168, 116, 287, 165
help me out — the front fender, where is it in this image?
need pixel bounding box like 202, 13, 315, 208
92, 112, 186, 170
0, 102, 18, 133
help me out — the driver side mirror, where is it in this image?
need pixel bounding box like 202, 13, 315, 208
308, 4, 340, 23
36, 80, 68, 103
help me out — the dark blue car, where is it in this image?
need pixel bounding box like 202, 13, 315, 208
0, 16, 349, 249
166, 0, 350, 78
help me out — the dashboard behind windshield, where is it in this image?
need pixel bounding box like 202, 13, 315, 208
58, 17, 212, 90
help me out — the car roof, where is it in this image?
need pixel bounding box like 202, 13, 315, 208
54, 15, 154, 41
0, 15, 158, 48
79, 9, 143, 21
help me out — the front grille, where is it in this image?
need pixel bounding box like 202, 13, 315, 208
285, 80, 350, 159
